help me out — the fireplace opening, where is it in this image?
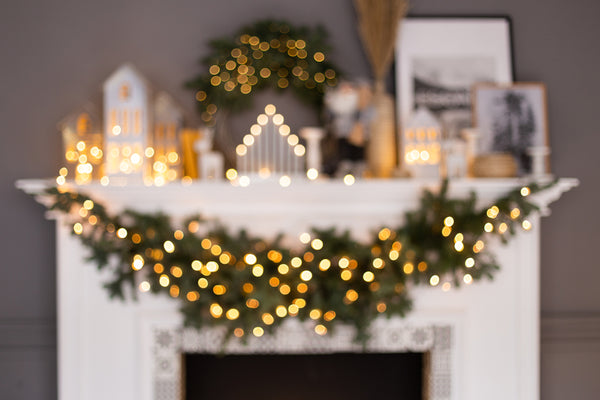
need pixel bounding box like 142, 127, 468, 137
184, 352, 425, 400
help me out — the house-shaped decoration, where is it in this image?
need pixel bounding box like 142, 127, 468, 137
103, 64, 151, 184
59, 63, 212, 185
152, 92, 183, 185
403, 106, 442, 179
59, 103, 103, 184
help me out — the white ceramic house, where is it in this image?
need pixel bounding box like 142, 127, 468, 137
403, 106, 442, 179
103, 64, 151, 184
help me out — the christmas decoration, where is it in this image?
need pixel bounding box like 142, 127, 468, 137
299, 127, 325, 179
58, 104, 103, 185
185, 19, 340, 128
354, 0, 409, 177
41, 179, 557, 344
403, 106, 442, 178
323, 80, 373, 178
59, 64, 201, 187
233, 104, 305, 186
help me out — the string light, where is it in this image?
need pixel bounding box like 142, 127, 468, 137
131, 255, 144, 271
234, 328, 244, 337
319, 259, 331, 271
486, 206, 500, 219
163, 240, 175, 253
210, 303, 223, 318
43, 167, 554, 343
252, 265, 264, 277
315, 324, 327, 335
338, 257, 350, 269
279, 175, 291, 187
73, 223, 83, 235
378, 228, 391, 241
159, 274, 170, 287
307, 168, 319, 180
429, 275, 440, 286
299, 232, 311, 244
275, 305, 287, 318
279, 284, 291, 295
300, 270, 313, 281
510, 208, 521, 219
311, 239, 323, 250
139, 281, 151, 292
372, 258, 384, 269
278, 264, 290, 274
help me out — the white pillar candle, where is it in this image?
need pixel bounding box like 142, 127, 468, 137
527, 146, 551, 179
300, 127, 325, 173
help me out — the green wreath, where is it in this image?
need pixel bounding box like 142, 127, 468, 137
43, 180, 554, 344
186, 19, 340, 126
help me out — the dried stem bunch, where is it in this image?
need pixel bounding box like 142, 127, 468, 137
354, 0, 409, 91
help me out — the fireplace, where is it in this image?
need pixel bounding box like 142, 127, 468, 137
17, 178, 577, 400
184, 352, 424, 399
150, 321, 452, 400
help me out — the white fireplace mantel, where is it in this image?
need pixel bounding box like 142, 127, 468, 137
17, 177, 578, 400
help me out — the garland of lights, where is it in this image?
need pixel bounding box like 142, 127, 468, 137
44, 180, 555, 344
185, 19, 340, 126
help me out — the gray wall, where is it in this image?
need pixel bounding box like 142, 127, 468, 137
1, 0, 598, 398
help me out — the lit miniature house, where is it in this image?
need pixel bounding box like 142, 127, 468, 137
403, 106, 442, 179
103, 64, 150, 184
152, 92, 183, 185
235, 104, 305, 186
59, 104, 103, 184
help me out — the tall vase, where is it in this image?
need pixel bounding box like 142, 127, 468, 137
367, 81, 397, 178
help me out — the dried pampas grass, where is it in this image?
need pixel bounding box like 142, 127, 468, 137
354, 0, 409, 91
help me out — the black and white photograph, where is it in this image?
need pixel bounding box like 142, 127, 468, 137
472, 82, 549, 174
412, 56, 497, 139
396, 17, 513, 157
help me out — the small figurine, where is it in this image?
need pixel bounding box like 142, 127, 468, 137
323, 80, 374, 177
194, 127, 224, 180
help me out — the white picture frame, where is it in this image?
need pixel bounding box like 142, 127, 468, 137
472, 82, 550, 175
395, 17, 514, 164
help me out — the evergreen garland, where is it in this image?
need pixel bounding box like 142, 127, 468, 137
44, 179, 555, 343
185, 19, 341, 126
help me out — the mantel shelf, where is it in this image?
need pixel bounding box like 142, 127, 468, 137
16, 177, 579, 220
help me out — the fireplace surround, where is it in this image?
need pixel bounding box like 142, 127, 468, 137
17, 177, 577, 400
153, 322, 451, 400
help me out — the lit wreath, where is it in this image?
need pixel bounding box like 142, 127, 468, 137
186, 19, 341, 126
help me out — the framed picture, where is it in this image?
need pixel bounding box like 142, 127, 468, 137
472, 82, 549, 175
395, 16, 514, 161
